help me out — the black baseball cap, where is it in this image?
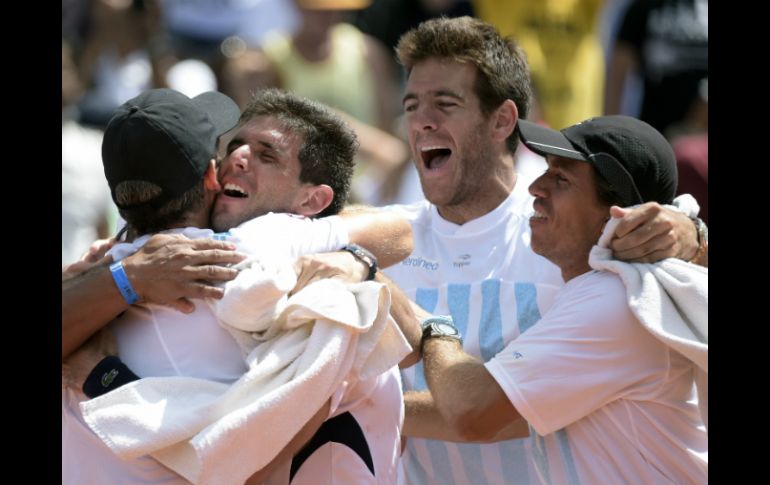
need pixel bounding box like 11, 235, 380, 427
517, 115, 678, 207
102, 88, 240, 209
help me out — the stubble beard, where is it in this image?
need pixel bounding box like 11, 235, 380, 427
444, 129, 495, 209
210, 203, 261, 232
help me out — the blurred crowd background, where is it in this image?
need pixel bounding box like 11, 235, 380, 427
62, 0, 708, 266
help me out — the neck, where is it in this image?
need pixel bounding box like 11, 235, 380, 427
559, 253, 592, 282
561, 265, 592, 283
437, 155, 517, 225
127, 196, 214, 241
149, 210, 208, 235
168, 196, 215, 232
437, 189, 509, 225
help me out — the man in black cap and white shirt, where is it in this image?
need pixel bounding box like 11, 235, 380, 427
414, 115, 707, 483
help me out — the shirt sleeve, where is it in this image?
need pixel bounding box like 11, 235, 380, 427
232, 213, 350, 260
485, 272, 668, 436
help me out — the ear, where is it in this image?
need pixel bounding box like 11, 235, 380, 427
294, 184, 334, 217
490, 99, 518, 143
203, 159, 221, 192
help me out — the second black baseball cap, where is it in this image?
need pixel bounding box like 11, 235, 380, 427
102, 88, 240, 209
518, 115, 678, 207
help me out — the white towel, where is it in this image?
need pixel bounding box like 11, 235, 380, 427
80, 259, 411, 485
588, 195, 708, 428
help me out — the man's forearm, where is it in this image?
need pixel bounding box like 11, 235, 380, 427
340, 206, 413, 268
423, 338, 523, 442
374, 272, 422, 368
404, 390, 464, 441
404, 390, 528, 442
62, 263, 127, 359
609, 203, 704, 265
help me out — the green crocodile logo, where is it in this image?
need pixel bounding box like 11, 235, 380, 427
101, 369, 119, 388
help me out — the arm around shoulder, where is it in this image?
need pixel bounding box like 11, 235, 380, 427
62, 234, 245, 359
340, 206, 413, 268
609, 203, 703, 265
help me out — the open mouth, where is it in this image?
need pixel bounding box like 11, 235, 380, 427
223, 182, 248, 198
420, 147, 452, 170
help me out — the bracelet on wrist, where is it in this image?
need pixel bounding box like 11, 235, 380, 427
109, 261, 140, 305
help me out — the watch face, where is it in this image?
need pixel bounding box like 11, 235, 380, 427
421, 316, 462, 344
433, 322, 459, 337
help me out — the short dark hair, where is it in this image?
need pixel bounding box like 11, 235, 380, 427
115, 180, 205, 236
241, 89, 358, 217
396, 16, 532, 154
590, 168, 623, 208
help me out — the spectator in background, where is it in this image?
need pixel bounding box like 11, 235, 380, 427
353, 0, 473, 58
672, 77, 708, 223
76, 0, 160, 128
62, 40, 115, 266
155, 0, 301, 88
605, 0, 708, 137
473, 0, 608, 129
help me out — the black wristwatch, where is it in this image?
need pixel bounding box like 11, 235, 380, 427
341, 244, 378, 281
420, 315, 462, 346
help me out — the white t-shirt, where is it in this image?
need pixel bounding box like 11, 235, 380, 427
487, 270, 708, 484
63, 213, 403, 484
384, 178, 565, 485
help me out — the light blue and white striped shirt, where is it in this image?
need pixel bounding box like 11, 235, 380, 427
385, 183, 563, 485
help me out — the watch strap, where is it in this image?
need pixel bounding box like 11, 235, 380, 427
341, 244, 378, 280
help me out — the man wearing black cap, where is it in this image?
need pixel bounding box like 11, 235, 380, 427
63, 88, 418, 484
416, 115, 707, 483
62, 88, 248, 359
102, 88, 242, 237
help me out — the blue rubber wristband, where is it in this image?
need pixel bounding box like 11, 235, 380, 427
109, 261, 139, 305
